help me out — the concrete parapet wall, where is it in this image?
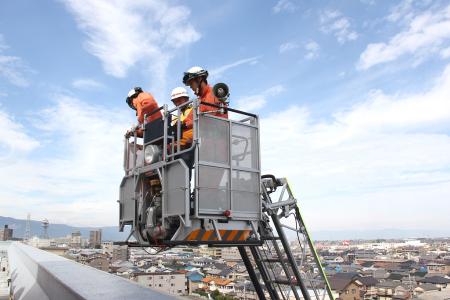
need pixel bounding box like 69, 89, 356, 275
8, 242, 177, 300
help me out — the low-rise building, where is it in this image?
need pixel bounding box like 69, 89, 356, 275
0, 226, 13, 241
221, 247, 241, 261
234, 281, 258, 300
133, 272, 186, 295
78, 252, 109, 272
195, 246, 222, 258
186, 270, 204, 294
101, 241, 113, 255
28, 236, 51, 248
199, 277, 235, 295
328, 275, 365, 300
426, 262, 450, 275
417, 275, 450, 289
112, 245, 128, 262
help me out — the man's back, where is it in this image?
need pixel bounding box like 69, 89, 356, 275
133, 92, 162, 124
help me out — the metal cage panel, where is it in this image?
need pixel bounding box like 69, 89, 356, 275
119, 175, 135, 229
197, 165, 230, 214
164, 160, 189, 216
196, 114, 261, 221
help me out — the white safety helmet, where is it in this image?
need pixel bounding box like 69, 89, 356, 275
126, 87, 143, 110
183, 66, 208, 85
170, 87, 189, 101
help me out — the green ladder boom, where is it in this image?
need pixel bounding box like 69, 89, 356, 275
238, 175, 335, 300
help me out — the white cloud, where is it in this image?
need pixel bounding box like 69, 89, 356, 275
61, 0, 200, 97
0, 94, 133, 226
273, 0, 298, 14
260, 64, 450, 230
209, 56, 261, 79
279, 42, 299, 53
280, 40, 320, 59
72, 78, 105, 90
441, 46, 450, 59
320, 9, 358, 44
0, 108, 39, 161
0, 34, 32, 87
358, 3, 450, 70
387, 0, 415, 23
236, 84, 285, 111
304, 41, 320, 60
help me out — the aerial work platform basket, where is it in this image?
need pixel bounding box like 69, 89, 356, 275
119, 96, 261, 246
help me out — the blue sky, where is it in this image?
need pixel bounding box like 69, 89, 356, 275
1, 0, 450, 232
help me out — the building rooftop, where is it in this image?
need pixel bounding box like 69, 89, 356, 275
202, 277, 233, 286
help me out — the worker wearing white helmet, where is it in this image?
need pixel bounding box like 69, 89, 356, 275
170, 86, 195, 179
170, 87, 193, 147
182, 66, 228, 118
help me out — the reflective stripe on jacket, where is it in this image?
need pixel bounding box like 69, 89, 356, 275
172, 106, 193, 146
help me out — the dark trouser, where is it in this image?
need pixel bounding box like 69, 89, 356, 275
174, 149, 194, 181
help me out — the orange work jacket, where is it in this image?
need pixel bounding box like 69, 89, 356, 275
132, 92, 162, 124
199, 85, 228, 119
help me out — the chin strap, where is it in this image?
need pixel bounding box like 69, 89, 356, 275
196, 78, 206, 97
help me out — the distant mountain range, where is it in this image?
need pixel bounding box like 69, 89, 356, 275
1, 215, 448, 241
304, 229, 450, 241
0, 216, 130, 241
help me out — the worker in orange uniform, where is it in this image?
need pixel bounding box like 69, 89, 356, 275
170, 87, 194, 179
183, 67, 229, 192
171, 87, 194, 147
182, 66, 228, 119
125, 87, 162, 137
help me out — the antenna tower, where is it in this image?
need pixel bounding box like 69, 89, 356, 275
25, 213, 31, 241
42, 219, 49, 239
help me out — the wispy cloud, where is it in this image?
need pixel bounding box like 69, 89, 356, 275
0, 94, 133, 226
358, 3, 450, 70
273, 0, 298, 14
280, 40, 320, 59
319, 9, 358, 44
209, 56, 261, 79
441, 46, 450, 59
261, 64, 450, 230
0, 108, 40, 162
304, 41, 320, 60
236, 84, 285, 111
387, 0, 415, 23
72, 78, 105, 90
61, 0, 201, 97
279, 42, 299, 54
0, 107, 40, 168
0, 34, 32, 87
